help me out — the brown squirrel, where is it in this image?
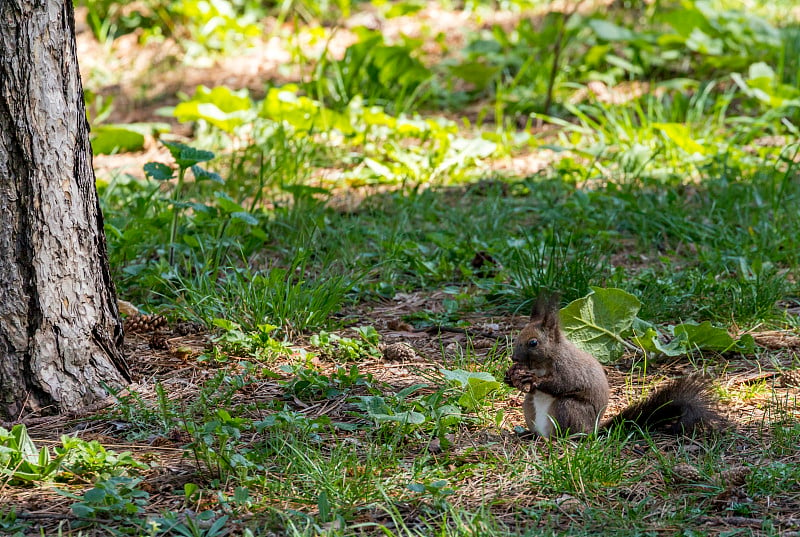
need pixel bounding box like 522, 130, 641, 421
504, 296, 721, 437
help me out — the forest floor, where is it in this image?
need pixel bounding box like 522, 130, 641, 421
2, 1, 799, 536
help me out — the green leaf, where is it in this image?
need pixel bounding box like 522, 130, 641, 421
458, 377, 501, 411
652, 123, 707, 155
356, 396, 390, 417
363, 158, 395, 181
174, 85, 253, 133
184, 483, 199, 499
230, 211, 259, 225
448, 61, 501, 90
11, 425, 38, 463
559, 288, 641, 363
396, 383, 427, 401
440, 368, 496, 388
191, 165, 224, 184
632, 326, 685, 357
84, 487, 106, 502
588, 19, 636, 41
633, 320, 757, 356
212, 318, 240, 331
213, 192, 247, 214
377, 411, 426, 425
163, 141, 214, 169
91, 125, 145, 155
674, 321, 743, 353
143, 162, 174, 181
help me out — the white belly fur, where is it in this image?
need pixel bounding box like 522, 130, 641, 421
528, 390, 556, 437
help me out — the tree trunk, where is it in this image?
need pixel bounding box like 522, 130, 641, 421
0, 0, 129, 420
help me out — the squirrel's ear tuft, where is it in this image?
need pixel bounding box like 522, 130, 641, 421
533, 293, 561, 334
530, 294, 547, 321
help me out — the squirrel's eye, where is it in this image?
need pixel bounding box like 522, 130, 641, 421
527, 338, 539, 348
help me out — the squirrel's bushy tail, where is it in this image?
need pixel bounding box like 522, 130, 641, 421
602, 376, 722, 434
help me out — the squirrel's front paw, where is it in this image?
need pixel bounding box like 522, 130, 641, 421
505, 363, 537, 393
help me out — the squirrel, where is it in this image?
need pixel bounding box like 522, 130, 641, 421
504, 295, 722, 437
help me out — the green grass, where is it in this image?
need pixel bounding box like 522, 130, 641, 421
10, 0, 800, 535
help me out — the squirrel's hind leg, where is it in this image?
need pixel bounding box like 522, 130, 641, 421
549, 397, 602, 436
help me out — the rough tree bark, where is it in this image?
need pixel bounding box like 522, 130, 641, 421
0, 0, 129, 420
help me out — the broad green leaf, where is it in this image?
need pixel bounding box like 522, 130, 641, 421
673, 321, 733, 351
588, 19, 636, 41
560, 288, 641, 363
84, 487, 106, 502
458, 377, 502, 411
433, 404, 462, 426
212, 318, 240, 331
363, 158, 395, 181
356, 396, 391, 417
439, 368, 496, 388
373, 411, 426, 425
448, 61, 501, 90
213, 192, 247, 214
174, 85, 253, 133
184, 483, 200, 498
633, 320, 757, 356
396, 383, 427, 401
11, 425, 38, 463
653, 123, 707, 155
748, 62, 775, 81
143, 162, 174, 181
230, 211, 259, 225
191, 165, 224, 184
685, 28, 723, 55
735, 334, 757, 354
632, 327, 685, 357
91, 125, 145, 155
163, 141, 214, 169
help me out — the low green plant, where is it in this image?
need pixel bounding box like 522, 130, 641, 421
211, 320, 292, 362
0, 425, 146, 486
153, 510, 230, 537
708, 258, 788, 326
280, 363, 376, 402
309, 28, 433, 114
0, 425, 62, 484
105, 383, 179, 440
187, 409, 257, 483
309, 326, 382, 362
439, 369, 502, 412
79, 0, 262, 56
245, 433, 391, 519
0, 508, 29, 536
352, 385, 430, 430
65, 477, 149, 531
57, 438, 147, 481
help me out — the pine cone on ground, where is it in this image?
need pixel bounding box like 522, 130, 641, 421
124, 314, 168, 334
382, 342, 416, 362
